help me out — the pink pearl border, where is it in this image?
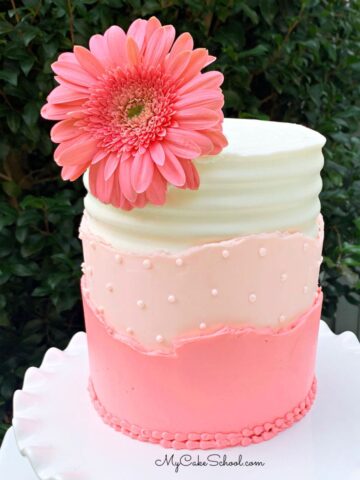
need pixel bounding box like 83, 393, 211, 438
88, 378, 317, 450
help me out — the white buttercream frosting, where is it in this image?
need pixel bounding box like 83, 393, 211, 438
83, 118, 326, 252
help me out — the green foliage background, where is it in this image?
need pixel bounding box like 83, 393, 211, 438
0, 0, 359, 440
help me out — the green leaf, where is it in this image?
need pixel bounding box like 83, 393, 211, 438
237, 4, 259, 24
2, 181, 22, 198
6, 112, 21, 133
23, 102, 39, 127
0, 20, 13, 35
259, 0, 277, 25
0, 312, 10, 328
32, 286, 50, 297
20, 56, 36, 76
0, 69, 18, 86
238, 44, 269, 59
0, 204, 17, 229
20, 25, 40, 46
12, 263, 38, 277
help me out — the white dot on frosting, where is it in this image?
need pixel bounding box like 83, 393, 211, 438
90, 241, 96, 250
222, 249, 230, 259
156, 335, 164, 343
175, 258, 184, 267
168, 295, 176, 304
106, 283, 113, 292
279, 314, 286, 323
115, 254, 123, 264
303, 242, 309, 252
137, 300, 145, 309
126, 327, 134, 335
142, 259, 152, 269
211, 288, 218, 297
249, 293, 257, 303
303, 285, 309, 294
280, 273, 287, 282
199, 322, 207, 330
259, 247, 267, 257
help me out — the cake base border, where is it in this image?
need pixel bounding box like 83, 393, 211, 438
88, 377, 317, 450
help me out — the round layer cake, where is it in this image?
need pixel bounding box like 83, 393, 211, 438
80, 118, 325, 449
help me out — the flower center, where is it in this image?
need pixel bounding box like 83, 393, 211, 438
127, 103, 144, 119
81, 67, 177, 155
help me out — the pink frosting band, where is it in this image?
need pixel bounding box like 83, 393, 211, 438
89, 377, 317, 450
83, 277, 322, 449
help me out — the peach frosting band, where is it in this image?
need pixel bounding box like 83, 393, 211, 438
80, 215, 323, 348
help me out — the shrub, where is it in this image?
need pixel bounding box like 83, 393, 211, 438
0, 0, 359, 439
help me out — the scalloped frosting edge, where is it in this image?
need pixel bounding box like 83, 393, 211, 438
88, 377, 317, 450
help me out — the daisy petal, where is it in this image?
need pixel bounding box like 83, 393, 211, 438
50, 119, 80, 143
111, 167, 124, 208
158, 145, 186, 187
126, 37, 140, 66
89, 162, 100, 197
131, 151, 154, 193
191, 132, 214, 155
177, 49, 215, 87
89, 33, 112, 68
174, 108, 221, 129
149, 142, 165, 166
120, 150, 132, 163
144, 26, 175, 67
92, 149, 109, 164
58, 52, 78, 64
175, 89, 224, 110
146, 168, 167, 205
47, 85, 87, 104
54, 76, 90, 94
120, 159, 137, 202
178, 71, 224, 95
127, 18, 148, 51
41, 103, 67, 121
74, 46, 105, 78
179, 158, 200, 190
145, 16, 162, 43
164, 50, 192, 78
61, 163, 87, 181
133, 192, 148, 208
163, 138, 201, 159
56, 136, 98, 167
41, 102, 83, 121
105, 26, 127, 66
104, 153, 120, 181
51, 61, 97, 87
96, 160, 115, 204
54, 139, 77, 161
207, 129, 229, 154
170, 32, 193, 57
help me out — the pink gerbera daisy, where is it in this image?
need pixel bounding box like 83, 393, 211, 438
41, 16, 227, 210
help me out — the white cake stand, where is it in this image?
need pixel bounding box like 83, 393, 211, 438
1, 321, 360, 480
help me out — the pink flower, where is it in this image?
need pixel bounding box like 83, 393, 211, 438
41, 17, 227, 210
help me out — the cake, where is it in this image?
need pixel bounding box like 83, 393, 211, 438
41, 17, 326, 450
